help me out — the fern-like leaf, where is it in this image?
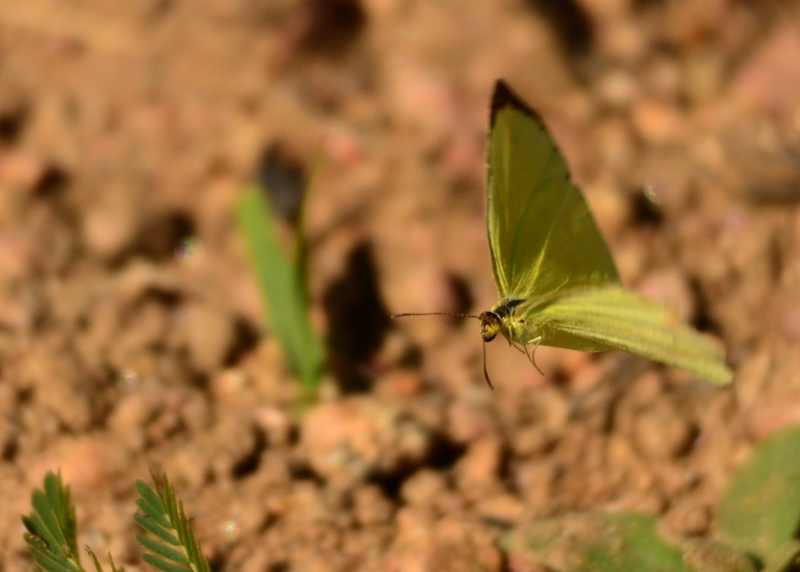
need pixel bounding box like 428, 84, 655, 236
86, 549, 125, 572
135, 472, 210, 572
22, 472, 84, 572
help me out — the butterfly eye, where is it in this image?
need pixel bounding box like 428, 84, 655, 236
479, 312, 501, 342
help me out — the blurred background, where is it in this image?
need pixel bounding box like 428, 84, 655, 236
2, 1, 800, 570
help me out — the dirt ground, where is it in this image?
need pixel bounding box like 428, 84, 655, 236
2, 1, 800, 570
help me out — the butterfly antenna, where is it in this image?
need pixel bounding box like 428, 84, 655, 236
482, 341, 494, 390
391, 312, 481, 320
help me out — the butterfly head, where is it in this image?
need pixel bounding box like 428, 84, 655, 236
479, 311, 502, 342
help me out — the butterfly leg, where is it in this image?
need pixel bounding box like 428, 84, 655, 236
508, 341, 526, 355
524, 336, 544, 376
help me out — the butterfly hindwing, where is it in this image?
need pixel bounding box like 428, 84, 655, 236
534, 287, 732, 384
486, 81, 620, 301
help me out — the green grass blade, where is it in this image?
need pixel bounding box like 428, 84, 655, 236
135, 472, 210, 572
237, 186, 325, 392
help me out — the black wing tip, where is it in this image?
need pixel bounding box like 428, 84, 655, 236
490, 79, 542, 127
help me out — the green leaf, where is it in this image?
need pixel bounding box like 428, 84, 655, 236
718, 427, 800, 571
137, 534, 188, 565
135, 472, 210, 572
21, 471, 85, 572
675, 539, 756, 572
237, 185, 325, 393
86, 549, 104, 572
136, 481, 171, 528
134, 514, 180, 546
142, 554, 191, 572
85, 548, 125, 572
505, 512, 696, 572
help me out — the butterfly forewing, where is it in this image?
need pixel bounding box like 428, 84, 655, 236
486, 81, 620, 301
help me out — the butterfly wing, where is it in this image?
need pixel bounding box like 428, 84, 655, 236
486, 80, 620, 300
531, 286, 732, 384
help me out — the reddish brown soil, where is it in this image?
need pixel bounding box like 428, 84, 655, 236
2, 1, 800, 570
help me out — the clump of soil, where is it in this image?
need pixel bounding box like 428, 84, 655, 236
2, 1, 800, 570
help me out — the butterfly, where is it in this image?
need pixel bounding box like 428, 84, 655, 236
396, 80, 732, 388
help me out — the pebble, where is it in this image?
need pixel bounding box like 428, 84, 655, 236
632, 98, 687, 145
475, 493, 525, 525
665, 501, 711, 536
638, 267, 695, 322
81, 187, 141, 259
353, 485, 393, 526
301, 398, 432, 486
598, 68, 640, 109
447, 397, 499, 444
0, 150, 49, 192
401, 469, 447, 507
455, 436, 504, 495
632, 400, 695, 460
28, 435, 126, 496
177, 302, 237, 374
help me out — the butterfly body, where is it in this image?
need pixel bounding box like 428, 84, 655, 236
480, 299, 525, 343
483, 296, 607, 352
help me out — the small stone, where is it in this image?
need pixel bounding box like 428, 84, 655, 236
633, 400, 695, 460
665, 501, 711, 536
586, 181, 630, 238
632, 98, 687, 145
29, 435, 126, 496
0, 151, 49, 192
353, 485, 393, 526
638, 267, 695, 322
598, 69, 640, 109
475, 493, 525, 525
401, 469, 447, 507
109, 391, 161, 450
594, 118, 635, 175
600, 17, 648, 64
301, 398, 432, 486
447, 397, 498, 444
384, 513, 502, 572
455, 436, 503, 495
81, 187, 141, 259
745, 388, 800, 441
253, 405, 293, 447
208, 414, 261, 478
178, 302, 237, 374
376, 368, 425, 399
209, 368, 248, 405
